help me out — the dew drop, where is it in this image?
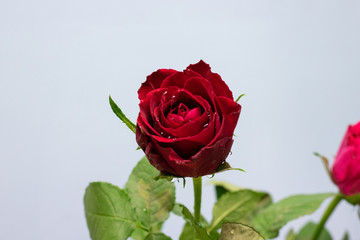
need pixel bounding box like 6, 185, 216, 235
160, 131, 164, 135
203, 123, 209, 128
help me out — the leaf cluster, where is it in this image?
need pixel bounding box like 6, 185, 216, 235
84, 157, 175, 240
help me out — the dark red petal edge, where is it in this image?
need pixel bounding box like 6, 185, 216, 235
186, 60, 233, 100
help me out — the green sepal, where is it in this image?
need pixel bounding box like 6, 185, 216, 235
344, 193, 360, 205
213, 162, 245, 175
314, 152, 334, 182
109, 95, 136, 133
235, 94, 245, 102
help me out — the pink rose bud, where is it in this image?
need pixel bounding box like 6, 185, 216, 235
136, 60, 241, 177
332, 121, 360, 196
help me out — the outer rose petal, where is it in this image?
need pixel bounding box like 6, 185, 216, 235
186, 60, 233, 100
136, 125, 176, 174
352, 121, 360, 135
160, 70, 201, 89
146, 136, 233, 177
333, 146, 357, 182
138, 69, 177, 100
209, 96, 241, 145
166, 137, 234, 177
332, 121, 360, 196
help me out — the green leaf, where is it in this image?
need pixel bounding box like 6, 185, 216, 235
178, 210, 219, 240
291, 222, 332, 240
84, 182, 137, 240
125, 157, 175, 231
175, 204, 214, 240
209, 180, 243, 200
109, 95, 136, 133
215, 185, 229, 200
131, 228, 148, 240
345, 193, 360, 205
219, 223, 264, 240
210, 180, 243, 192
144, 233, 172, 240
342, 231, 349, 240
252, 193, 334, 239
286, 229, 296, 240
180, 222, 198, 240
208, 189, 270, 233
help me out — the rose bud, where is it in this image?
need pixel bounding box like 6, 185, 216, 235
136, 60, 241, 178
332, 121, 360, 196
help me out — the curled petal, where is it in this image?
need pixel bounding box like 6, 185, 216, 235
136, 126, 176, 174
165, 137, 234, 177
186, 60, 233, 99
209, 96, 241, 145
138, 69, 177, 100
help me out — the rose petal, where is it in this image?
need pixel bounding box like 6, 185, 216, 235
352, 121, 360, 135
138, 69, 177, 100
166, 137, 234, 177
136, 126, 176, 174
157, 88, 209, 131
333, 146, 360, 195
160, 70, 201, 89
138, 88, 166, 124
183, 77, 216, 110
156, 96, 211, 139
184, 107, 202, 122
171, 117, 216, 154
186, 60, 233, 99
209, 96, 241, 145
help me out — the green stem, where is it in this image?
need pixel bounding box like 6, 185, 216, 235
311, 194, 342, 240
193, 177, 202, 223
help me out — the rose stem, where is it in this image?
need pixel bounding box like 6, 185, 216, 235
311, 194, 342, 240
193, 177, 202, 223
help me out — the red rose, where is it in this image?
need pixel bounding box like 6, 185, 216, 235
332, 121, 360, 196
136, 60, 241, 177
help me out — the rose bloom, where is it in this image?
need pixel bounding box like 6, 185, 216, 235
332, 121, 360, 196
136, 60, 241, 177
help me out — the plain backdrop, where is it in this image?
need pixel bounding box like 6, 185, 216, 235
1, 0, 360, 239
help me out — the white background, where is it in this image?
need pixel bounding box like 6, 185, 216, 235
1, 0, 360, 239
